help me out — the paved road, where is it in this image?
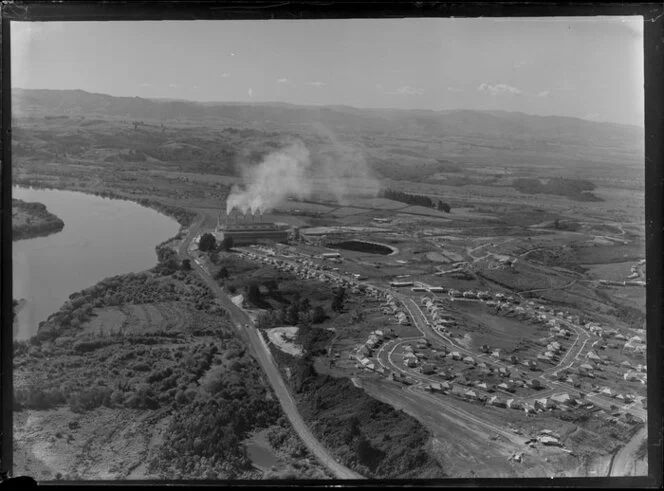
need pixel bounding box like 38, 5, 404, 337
178, 218, 364, 480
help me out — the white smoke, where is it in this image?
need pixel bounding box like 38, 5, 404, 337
226, 139, 312, 214
225, 128, 380, 214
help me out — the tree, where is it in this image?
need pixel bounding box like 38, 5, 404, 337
247, 284, 261, 304
216, 267, 229, 281
331, 287, 346, 312
220, 236, 234, 251
265, 279, 279, 295
181, 259, 192, 271
312, 306, 326, 324
286, 303, 300, 325
198, 233, 216, 252
299, 298, 311, 311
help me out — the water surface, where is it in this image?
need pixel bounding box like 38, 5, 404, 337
13, 187, 180, 340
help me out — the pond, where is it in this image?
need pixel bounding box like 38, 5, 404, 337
328, 240, 395, 256
12, 186, 181, 340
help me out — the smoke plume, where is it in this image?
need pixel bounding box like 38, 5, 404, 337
226, 139, 312, 214
226, 127, 380, 214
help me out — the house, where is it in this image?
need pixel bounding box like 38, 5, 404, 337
463, 356, 476, 365
450, 351, 462, 360
538, 435, 562, 446
523, 403, 536, 414
587, 351, 601, 362
509, 355, 520, 365
600, 387, 614, 397
506, 398, 522, 410
480, 344, 491, 353
535, 398, 555, 410
620, 360, 634, 369
488, 396, 506, 408
529, 379, 541, 389
623, 372, 641, 382
405, 358, 417, 368
440, 381, 453, 391
497, 382, 514, 392
550, 393, 572, 405
491, 349, 502, 359
359, 346, 371, 357
360, 358, 372, 367
498, 367, 509, 377
428, 383, 443, 393
476, 382, 489, 391
464, 389, 478, 400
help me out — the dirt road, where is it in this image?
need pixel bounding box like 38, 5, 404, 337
609, 426, 648, 476
178, 217, 364, 480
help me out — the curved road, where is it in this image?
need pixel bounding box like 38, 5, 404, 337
177, 215, 364, 480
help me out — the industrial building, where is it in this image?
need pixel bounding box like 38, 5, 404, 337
215, 207, 289, 245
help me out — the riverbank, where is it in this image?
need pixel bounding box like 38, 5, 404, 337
14, 180, 197, 230
12, 198, 65, 241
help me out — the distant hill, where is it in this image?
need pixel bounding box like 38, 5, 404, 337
13, 88, 643, 150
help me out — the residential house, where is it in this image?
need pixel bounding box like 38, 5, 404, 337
550, 393, 572, 405
506, 398, 522, 410
600, 387, 614, 397
463, 356, 476, 365
488, 396, 506, 408
464, 389, 479, 400
535, 398, 555, 410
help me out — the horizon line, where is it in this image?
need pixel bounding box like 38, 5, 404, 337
12, 87, 644, 129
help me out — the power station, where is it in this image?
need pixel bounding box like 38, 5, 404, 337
215, 207, 289, 245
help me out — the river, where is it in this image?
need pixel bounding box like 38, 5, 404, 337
12, 187, 181, 341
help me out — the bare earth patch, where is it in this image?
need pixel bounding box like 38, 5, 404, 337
13, 406, 171, 481
267, 327, 303, 358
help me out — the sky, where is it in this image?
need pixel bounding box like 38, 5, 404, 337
11, 17, 644, 126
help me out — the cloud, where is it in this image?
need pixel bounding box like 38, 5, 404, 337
537, 90, 550, 98
140, 83, 153, 88
277, 77, 289, 84
168, 83, 179, 88
478, 83, 522, 96
308, 81, 327, 87
220, 73, 230, 78
396, 85, 424, 96
248, 88, 253, 98
447, 86, 464, 93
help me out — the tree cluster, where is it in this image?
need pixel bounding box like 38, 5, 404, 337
331, 287, 346, 312
379, 188, 450, 212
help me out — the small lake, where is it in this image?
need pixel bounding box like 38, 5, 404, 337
12, 187, 181, 341
329, 240, 395, 255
